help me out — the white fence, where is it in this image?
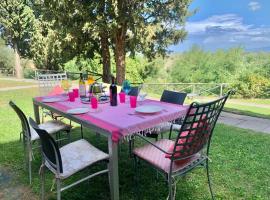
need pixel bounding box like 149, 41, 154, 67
142, 83, 230, 97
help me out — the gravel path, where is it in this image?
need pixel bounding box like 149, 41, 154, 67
219, 112, 270, 134
0, 167, 37, 200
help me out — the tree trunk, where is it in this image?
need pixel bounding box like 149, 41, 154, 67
14, 43, 23, 79
100, 32, 111, 83
114, 28, 126, 85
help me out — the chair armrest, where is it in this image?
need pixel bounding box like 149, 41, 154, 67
135, 134, 173, 155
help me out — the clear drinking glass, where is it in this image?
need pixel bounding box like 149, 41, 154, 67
138, 84, 147, 103
61, 79, 72, 96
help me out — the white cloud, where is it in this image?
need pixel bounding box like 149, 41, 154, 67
248, 1, 261, 11
180, 14, 270, 51
185, 14, 250, 34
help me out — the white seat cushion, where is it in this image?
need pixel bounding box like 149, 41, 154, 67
158, 122, 181, 132
30, 120, 71, 141
145, 122, 181, 136
46, 139, 109, 179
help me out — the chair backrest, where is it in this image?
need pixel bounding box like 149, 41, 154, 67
171, 91, 231, 161
37, 72, 67, 96
129, 86, 139, 96
160, 90, 187, 105
9, 101, 31, 140
29, 117, 63, 173
121, 86, 139, 96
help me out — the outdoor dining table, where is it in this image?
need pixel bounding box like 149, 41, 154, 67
33, 95, 188, 200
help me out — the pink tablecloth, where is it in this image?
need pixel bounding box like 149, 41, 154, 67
35, 97, 188, 142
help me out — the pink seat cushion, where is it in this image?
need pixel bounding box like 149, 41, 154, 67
48, 85, 65, 96
165, 116, 210, 160
133, 139, 200, 173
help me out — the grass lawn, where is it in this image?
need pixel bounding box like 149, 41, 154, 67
0, 79, 36, 89
229, 98, 270, 105
183, 96, 270, 120
0, 88, 270, 199
224, 103, 270, 119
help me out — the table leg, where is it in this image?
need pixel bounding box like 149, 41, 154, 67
33, 103, 40, 124
108, 137, 119, 200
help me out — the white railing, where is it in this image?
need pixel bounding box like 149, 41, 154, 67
142, 83, 230, 97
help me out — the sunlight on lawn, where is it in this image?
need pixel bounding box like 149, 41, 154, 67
0, 79, 36, 88
0, 88, 270, 199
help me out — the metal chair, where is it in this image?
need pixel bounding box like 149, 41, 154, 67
133, 91, 232, 200
37, 72, 68, 96
121, 86, 139, 96
36, 72, 67, 121
160, 90, 187, 105
29, 118, 109, 200
9, 101, 71, 184
36, 72, 85, 138
145, 90, 187, 140
128, 90, 187, 156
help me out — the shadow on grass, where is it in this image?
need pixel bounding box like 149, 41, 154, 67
0, 127, 204, 200
5, 124, 269, 200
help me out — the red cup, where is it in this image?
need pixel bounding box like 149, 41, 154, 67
91, 96, 98, 109
73, 88, 79, 98
119, 92, 126, 103
68, 92, 75, 102
130, 96, 137, 108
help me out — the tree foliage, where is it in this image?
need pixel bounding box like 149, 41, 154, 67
0, 0, 35, 78
0, 39, 14, 70
163, 46, 270, 98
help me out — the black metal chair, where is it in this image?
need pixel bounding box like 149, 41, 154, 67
145, 90, 187, 139
128, 90, 187, 156
9, 101, 71, 184
29, 118, 109, 200
160, 90, 187, 105
121, 86, 139, 96
133, 91, 232, 200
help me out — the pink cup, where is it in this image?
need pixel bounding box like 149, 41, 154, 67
73, 88, 79, 98
119, 92, 126, 103
91, 96, 98, 109
130, 96, 137, 108
68, 92, 75, 102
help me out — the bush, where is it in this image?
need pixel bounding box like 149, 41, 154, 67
64, 55, 102, 80
232, 73, 270, 98
23, 68, 35, 79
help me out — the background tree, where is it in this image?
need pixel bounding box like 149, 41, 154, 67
35, 0, 112, 82
0, 39, 14, 71
30, 1, 99, 71
0, 0, 35, 78
108, 0, 192, 84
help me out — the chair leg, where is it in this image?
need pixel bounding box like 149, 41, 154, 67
40, 164, 45, 200
129, 136, 134, 157
168, 124, 173, 140
134, 156, 140, 200
56, 178, 61, 200
28, 156, 32, 185
67, 130, 71, 143
206, 159, 215, 200
168, 176, 173, 200
80, 125, 84, 139
25, 139, 32, 185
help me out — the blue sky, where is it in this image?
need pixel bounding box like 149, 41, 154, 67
170, 0, 270, 52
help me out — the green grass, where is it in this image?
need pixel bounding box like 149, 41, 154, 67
229, 98, 270, 105
0, 79, 36, 88
149, 93, 270, 119
1, 88, 270, 199
224, 103, 270, 119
